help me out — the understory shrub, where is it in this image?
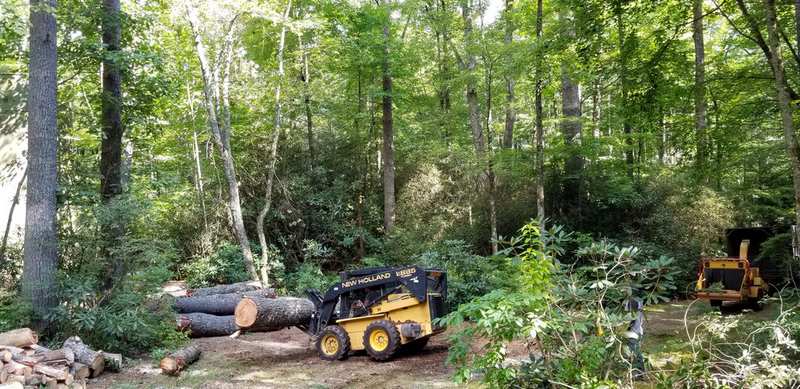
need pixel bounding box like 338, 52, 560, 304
182, 243, 250, 288
282, 261, 338, 295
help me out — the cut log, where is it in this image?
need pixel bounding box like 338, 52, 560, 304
175, 289, 276, 315
0, 329, 37, 348
61, 337, 103, 377
16, 348, 74, 366
0, 380, 23, 388
186, 282, 264, 297
3, 360, 31, 376
69, 363, 89, 380
103, 352, 122, 372
159, 345, 200, 376
177, 313, 238, 337
32, 365, 67, 381
0, 347, 23, 362
234, 297, 314, 331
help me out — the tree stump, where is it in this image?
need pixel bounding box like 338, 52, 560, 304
0, 329, 37, 348
61, 337, 103, 377
159, 345, 200, 376
177, 313, 238, 337
175, 289, 276, 315
234, 297, 314, 331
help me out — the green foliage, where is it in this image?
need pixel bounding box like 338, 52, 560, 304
0, 290, 31, 332
183, 243, 251, 288
282, 262, 338, 296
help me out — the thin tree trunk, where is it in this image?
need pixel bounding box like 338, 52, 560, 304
302, 39, 314, 170
187, 81, 208, 228
24, 0, 59, 323
382, 0, 396, 235
186, 7, 258, 280
765, 0, 800, 226
693, 0, 708, 182
534, 0, 545, 230
0, 168, 26, 268
256, 0, 291, 288
561, 69, 582, 220
616, 1, 633, 178
502, 0, 515, 149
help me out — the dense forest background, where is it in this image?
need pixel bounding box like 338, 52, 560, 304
2, 0, 800, 385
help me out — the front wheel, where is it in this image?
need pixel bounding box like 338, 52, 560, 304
363, 320, 401, 361
316, 325, 350, 361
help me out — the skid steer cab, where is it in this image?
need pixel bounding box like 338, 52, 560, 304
303, 266, 448, 361
695, 228, 771, 311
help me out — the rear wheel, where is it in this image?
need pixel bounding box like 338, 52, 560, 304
364, 320, 401, 361
316, 325, 350, 361
403, 336, 430, 354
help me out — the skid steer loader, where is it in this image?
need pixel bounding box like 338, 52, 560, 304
695, 228, 772, 311
302, 265, 448, 361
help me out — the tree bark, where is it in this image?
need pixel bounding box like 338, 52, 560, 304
61, 337, 103, 377
177, 313, 238, 337
257, 0, 291, 288
502, 0, 515, 149
693, 0, 708, 181
0, 329, 37, 348
382, 0, 396, 235
0, 168, 26, 268
159, 345, 200, 376
100, 0, 123, 201
764, 0, 800, 226
186, 8, 258, 281
175, 289, 276, 315
534, 0, 544, 229
234, 297, 314, 331
187, 281, 261, 297
23, 0, 59, 323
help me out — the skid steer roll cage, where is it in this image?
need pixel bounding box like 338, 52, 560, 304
303, 265, 446, 336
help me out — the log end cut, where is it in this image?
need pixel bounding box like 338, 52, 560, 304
234, 298, 258, 328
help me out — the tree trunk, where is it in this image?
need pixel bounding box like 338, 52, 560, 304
61, 337, 104, 377
257, 0, 291, 288
0, 168, 26, 268
0, 329, 37, 348
187, 281, 261, 297
502, 0, 515, 149
302, 39, 314, 170
23, 0, 59, 324
534, 0, 545, 229
159, 345, 200, 376
615, 1, 633, 178
382, 1, 396, 235
177, 313, 239, 337
234, 297, 314, 332
186, 7, 258, 281
764, 0, 800, 226
693, 0, 708, 182
100, 0, 123, 201
175, 289, 276, 315
560, 59, 583, 222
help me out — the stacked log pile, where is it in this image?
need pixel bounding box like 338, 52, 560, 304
173, 283, 277, 337
0, 329, 109, 387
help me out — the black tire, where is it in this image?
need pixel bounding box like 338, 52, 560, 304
316, 325, 350, 361
747, 297, 763, 312
363, 320, 401, 361
403, 336, 430, 354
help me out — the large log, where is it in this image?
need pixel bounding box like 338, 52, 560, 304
0, 329, 37, 348
177, 313, 238, 337
159, 345, 200, 376
175, 289, 276, 315
234, 297, 314, 331
186, 282, 264, 297
62, 337, 103, 377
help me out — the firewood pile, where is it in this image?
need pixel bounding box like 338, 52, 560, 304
0, 328, 115, 388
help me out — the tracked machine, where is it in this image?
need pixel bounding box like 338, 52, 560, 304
303, 265, 448, 361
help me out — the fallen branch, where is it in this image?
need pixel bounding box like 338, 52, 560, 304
159, 345, 200, 376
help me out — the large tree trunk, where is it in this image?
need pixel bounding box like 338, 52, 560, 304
502, 0, 515, 149
187, 281, 261, 297
382, 0, 396, 235
186, 8, 258, 281
23, 0, 59, 324
257, 0, 291, 288
100, 0, 123, 201
693, 0, 708, 181
764, 0, 800, 226
177, 313, 238, 337
175, 289, 276, 315
234, 297, 314, 332
534, 0, 544, 229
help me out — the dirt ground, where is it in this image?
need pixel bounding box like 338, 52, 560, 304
86, 298, 784, 389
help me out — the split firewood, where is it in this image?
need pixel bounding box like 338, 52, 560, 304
159, 345, 200, 376
0, 380, 23, 388
4, 360, 31, 376
42, 377, 57, 388
186, 281, 263, 297
177, 313, 238, 337
24, 374, 42, 386
234, 297, 314, 331
32, 364, 68, 381
1, 374, 24, 384
0, 369, 6, 384
0, 329, 37, 348
69, 363, 89, 380
62, 337, 104, 377
15, 348, 74, 367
